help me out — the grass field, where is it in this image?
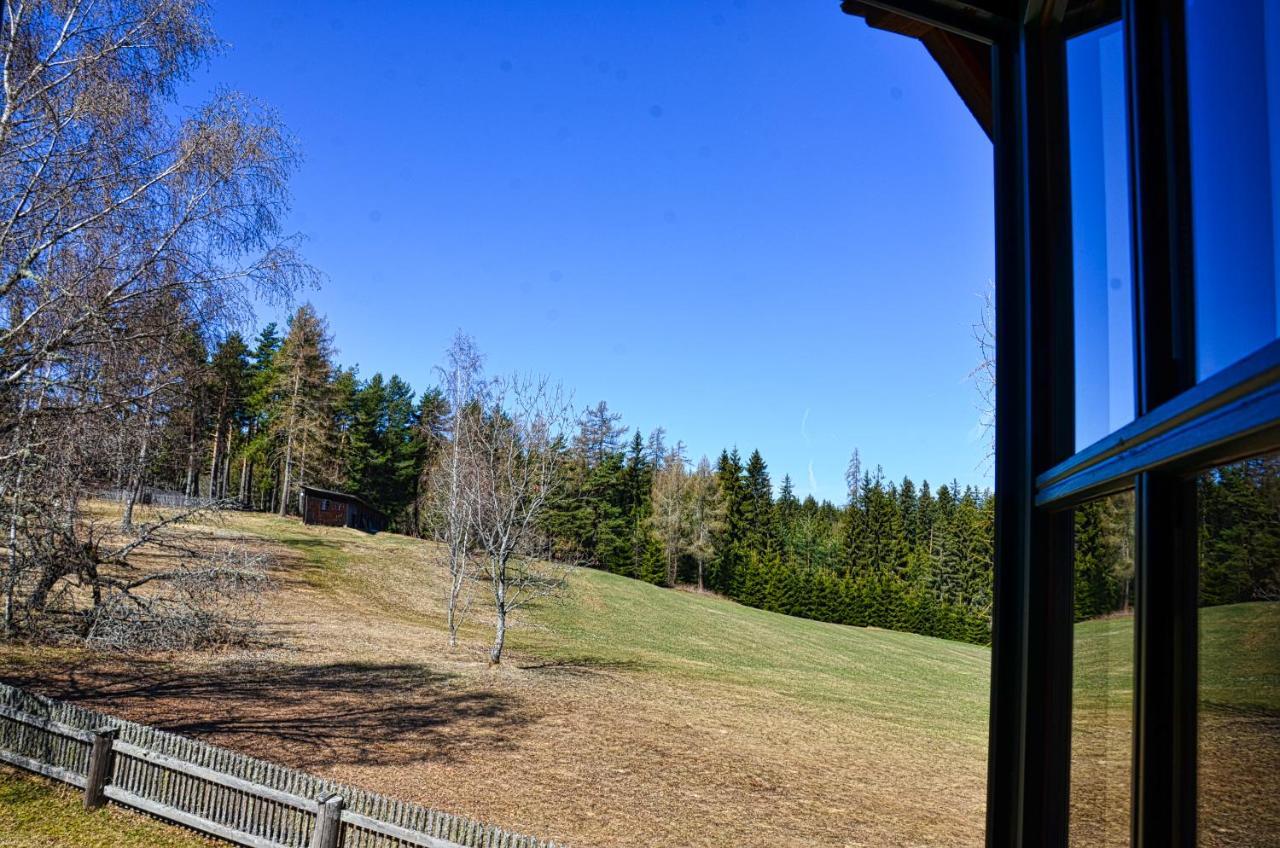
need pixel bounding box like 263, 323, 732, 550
0, 510, 1275, 847
0, 764, 215, 847
1069, 603, 1280, 848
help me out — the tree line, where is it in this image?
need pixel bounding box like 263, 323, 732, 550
140, 316, 1000, 645
543, 428, 997, 645
128, 310, 1280, 651
138, 304, 443, 528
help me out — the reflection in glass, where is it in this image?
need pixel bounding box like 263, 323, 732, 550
1186, 0, 1280, 379
1198, 455, 1280, 847
1067, 22, 1134, 450
1069, 491, 1135, 848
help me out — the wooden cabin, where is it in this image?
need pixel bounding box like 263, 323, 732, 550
298, 486, 388, 533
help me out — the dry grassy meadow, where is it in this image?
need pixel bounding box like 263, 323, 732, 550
0, 510, 1275, 847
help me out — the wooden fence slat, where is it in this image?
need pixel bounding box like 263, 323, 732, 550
104, 785, 289, 848
113, 742, 314, 811
0, 704, 96, 743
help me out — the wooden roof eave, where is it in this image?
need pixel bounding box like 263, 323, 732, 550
841, 1, 994, 140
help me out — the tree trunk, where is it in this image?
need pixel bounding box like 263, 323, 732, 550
220, 421, 233, 499
278, 368, 302, 517
489, 602, 506, 664
122, 393, 157, 531
4, 462, 22, 637
279, 437, 294, 517
447, 559, 465, 648
443, 409, 469, 645
207, 413, 221, 500
185, 414, 199, 498
697, 558, 704, 592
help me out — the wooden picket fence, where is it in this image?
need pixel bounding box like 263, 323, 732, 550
96, 487, 221, 509
0, 682, 563, 848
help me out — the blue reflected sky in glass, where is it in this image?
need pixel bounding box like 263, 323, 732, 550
1068, 22, 1134, 451
1187, 0, 1280, 379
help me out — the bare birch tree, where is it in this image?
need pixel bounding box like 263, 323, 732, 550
0, 0, 313, 643
428, 332, 486, 647
686, 457, 724, 591
971, 280, 996, 465
466, 374, 574, 664
649, 448, 689, 587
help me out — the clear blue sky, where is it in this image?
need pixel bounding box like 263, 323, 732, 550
185, 0, 995, 502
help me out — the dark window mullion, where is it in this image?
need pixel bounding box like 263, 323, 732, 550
1123, 2, 1198, 847
987, 6, 1075, 844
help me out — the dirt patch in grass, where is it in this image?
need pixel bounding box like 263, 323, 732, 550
3, 651, 986, 848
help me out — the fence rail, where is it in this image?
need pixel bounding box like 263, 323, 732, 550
95, 487, 228, 509
0, 682, 561, 848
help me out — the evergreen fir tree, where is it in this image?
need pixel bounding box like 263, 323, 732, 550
711, 449, 747, 593
743, 449, 774, 558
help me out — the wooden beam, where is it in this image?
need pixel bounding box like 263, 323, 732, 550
922, 30, 993, 138
311, 796, 345, 848
842, 1, 994, 137
852, 5, 934, 37
843, 0, 1012, 43
82, 728, 117, 810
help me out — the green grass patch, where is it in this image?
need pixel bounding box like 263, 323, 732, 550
0, 766, 214, 848
1073, 601, 1280, 713
527, 566, 993, 736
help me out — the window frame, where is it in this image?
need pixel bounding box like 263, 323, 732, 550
992, 2, 1266, 846
846, 2, 1280, 846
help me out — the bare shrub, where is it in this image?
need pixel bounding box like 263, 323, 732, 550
12, 501, 271, 651
82, 546, 271, 652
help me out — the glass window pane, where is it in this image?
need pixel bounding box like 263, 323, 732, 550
1198, 455, 1280, 847
1069, 490, 1136, 847
1068, 22, 1135, 450
1186, 0, 1280, 379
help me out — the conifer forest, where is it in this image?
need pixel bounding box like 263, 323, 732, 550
120, 306, 1280, 646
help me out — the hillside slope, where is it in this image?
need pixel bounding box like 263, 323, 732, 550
1, 513, 993, 847
251, 513, 994, 847
8, 514, 1271, 847
2, 514, 1269, 845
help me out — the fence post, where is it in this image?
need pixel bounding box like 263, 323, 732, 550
83, 727, 118, 810
311, 794, 344, 848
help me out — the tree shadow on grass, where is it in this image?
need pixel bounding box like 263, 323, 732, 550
515, 656, 643, 678
1, 658, 528, 771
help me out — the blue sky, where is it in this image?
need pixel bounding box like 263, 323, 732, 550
185, 0, 995, 501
